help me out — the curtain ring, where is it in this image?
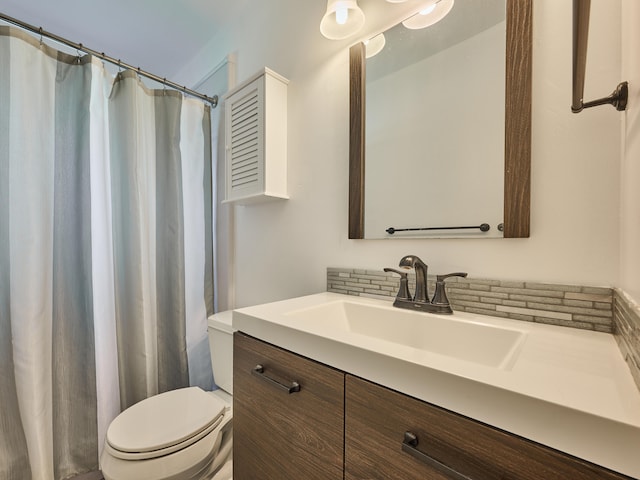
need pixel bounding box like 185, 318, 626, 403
38, 27, 43, 47
163, 79, 167, 96
76, 43, 82, 64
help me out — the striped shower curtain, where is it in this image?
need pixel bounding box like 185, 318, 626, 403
0, 27, 214, 479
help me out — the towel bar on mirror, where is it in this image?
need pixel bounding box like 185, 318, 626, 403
386, 224, 491, 235
572, 0, 628, 113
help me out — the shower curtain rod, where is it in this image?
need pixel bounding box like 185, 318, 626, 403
0, 11, 218, 107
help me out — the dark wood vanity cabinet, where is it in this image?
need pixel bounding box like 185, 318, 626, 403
345, 375, 631, 480
233, 332, 344, 480
234, 333, 632, 480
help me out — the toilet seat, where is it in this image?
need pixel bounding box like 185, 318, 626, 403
101, 421, 226, 480
105, 387, 227, 460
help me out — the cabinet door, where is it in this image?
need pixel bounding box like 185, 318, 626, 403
224, 76, 265, 201
233, 333, 344, 480
345, 375, 631, 480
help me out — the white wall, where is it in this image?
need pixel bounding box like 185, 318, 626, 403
620, 0, 640, 303
177, 0, 630, 310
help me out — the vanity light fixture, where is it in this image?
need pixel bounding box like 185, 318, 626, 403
364, 33, 386, 58
402, 0, 454, 30
320, 0, 366, 40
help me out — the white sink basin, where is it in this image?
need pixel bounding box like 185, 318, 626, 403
232, 292, 640, 478
285, 300, 526, 369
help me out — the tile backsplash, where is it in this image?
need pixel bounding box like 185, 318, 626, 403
327, 267, 613, 332
327, 267, 640, 391
614, 289, 640, 391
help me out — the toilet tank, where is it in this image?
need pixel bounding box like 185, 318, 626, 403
208, 311, 235, 395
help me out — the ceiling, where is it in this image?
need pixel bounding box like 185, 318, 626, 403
0, 0, 252, 80
368, 0, 505, 81
0, 0, 472, 89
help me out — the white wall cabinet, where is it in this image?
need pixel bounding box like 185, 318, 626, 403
224, 68, 288, 205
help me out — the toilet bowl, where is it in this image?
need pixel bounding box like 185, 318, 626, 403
100, 311, 235, 480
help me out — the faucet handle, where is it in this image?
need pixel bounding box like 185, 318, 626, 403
431, 272, 467, 307
384, 268, 413, 301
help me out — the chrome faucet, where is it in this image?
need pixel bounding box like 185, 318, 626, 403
385, 255, 467, 314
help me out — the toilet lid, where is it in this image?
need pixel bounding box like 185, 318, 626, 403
106, 387, 226, 456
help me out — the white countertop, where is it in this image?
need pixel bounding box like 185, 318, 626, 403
233, 292, 640, 478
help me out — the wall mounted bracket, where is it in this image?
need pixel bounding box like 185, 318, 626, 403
572, 0, 628, 113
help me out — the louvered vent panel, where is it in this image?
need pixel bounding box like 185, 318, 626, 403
224, 68, 288, 204
229, 90, 260, 189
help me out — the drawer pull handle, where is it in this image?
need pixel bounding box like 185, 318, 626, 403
251, 364, 301, 394
402, 432, 473, 480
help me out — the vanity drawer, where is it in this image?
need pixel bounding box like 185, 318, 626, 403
233, 332, 344, 480
345, 375, 631, 480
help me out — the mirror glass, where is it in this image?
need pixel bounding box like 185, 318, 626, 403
365, 0, 505, 238
349, 0, 531, 240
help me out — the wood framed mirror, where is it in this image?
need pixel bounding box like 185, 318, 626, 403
349, 0, 531, 239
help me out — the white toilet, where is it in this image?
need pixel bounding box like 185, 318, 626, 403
100, 311, 235, 480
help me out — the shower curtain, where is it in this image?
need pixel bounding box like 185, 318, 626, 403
0, 27, 215, 480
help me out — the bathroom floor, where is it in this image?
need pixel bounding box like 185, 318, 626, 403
71, 472, 103, 480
